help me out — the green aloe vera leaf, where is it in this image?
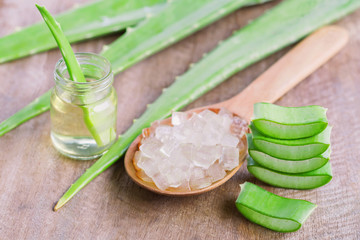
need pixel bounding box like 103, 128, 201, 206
0, 0, 271, 138
36, 5, 86, 83
0, 90, 52, 136
102, 0, 273, 74
235, 182, 317, 232
250, 123, 331, 160
54, 0, 360, 209
247, 156, 332, 189
0, 0, 167, 64
247, 134, 330, 173
252, 103, 328, 139
37, 5, 112, 146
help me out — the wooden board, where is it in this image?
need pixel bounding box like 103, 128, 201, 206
0, 0, 359, 239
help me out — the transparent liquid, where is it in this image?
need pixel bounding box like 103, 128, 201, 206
50, 88, 117, 160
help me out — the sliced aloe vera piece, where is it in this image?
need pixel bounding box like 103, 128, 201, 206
247, 134, 329, 173
235, 182, 317, 232
252, 103, 328, 139
250, 123, 331, 160
247, 156, 332, 189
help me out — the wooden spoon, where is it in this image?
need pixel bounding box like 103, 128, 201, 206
124, 25, 348, 196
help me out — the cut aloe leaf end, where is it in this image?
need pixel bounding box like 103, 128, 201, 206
247, 134, 330, 173
235, 182, 317, 232
252, 103, 328, 139
247, 156, 332, 189
82, 107, 117, 147
250, 123, 331, 160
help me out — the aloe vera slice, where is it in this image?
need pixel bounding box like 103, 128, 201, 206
247, 156, 332, 189
235, 182, 317, 232
54, 0, 359, 209
252, 103, 328, 139
0, 0, 167, 64
250, 123, 331, 160
247, 134, 329, 173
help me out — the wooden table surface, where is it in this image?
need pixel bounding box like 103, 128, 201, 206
1, 0, 360, 239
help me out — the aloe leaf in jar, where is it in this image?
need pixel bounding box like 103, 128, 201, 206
50, 53, 117, 160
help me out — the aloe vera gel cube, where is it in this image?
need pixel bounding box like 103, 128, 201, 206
252, 103, 328, 139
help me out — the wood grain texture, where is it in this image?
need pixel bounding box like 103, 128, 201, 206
0, 0, 359, 239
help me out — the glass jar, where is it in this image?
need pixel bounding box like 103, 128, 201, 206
50, 53, 117, 160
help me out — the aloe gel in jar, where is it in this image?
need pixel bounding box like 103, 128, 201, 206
50, 53, 117, 160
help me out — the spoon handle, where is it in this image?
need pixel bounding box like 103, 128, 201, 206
216, 25, 348, 121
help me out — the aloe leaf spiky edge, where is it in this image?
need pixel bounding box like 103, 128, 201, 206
54, 0, 360, 210
0, 0, 167, 64
102, 0, 273, 74
0, 0, 270, 138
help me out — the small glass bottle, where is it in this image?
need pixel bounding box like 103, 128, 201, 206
50, 53, 117, 160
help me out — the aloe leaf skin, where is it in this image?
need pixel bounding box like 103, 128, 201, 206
0, 0, 271, 139
0, 90, 52, 137
252, 103, 328, 139
247, 134, 330, 173
247, 156, 332, 189
235, 182, 317, 232
36, 5, 86, 83
54, 0, 360, 209
250, 123, 331, 160
0, 0, 167, 64
102, 0, 273, 74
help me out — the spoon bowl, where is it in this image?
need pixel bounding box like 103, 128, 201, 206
124, 26, 348, 196
124, 108, 249, 196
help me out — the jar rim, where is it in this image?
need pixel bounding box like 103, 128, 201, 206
54, 52, 112, 87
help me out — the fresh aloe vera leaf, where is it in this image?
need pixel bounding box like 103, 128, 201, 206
0, 0, 271, 138
235, 182, 317, 232
37, 5, 112, 146
247, 134, 329, 173
0, 0, 167, 64
36, 5, 86, 83
250, 123, 331, 160
0, 90, 52, 136
252, 103, 328, 139
102, 0, 272, 74
247, 156, 332, 189
54, 0, 360, 209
